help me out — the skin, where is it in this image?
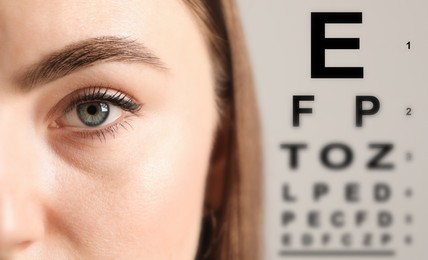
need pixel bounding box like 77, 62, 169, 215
0, 0, 217, 259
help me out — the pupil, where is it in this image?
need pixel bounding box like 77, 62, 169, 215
87, 105, 98, 115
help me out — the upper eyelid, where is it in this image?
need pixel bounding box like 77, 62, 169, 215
63, 88, 108, 113
64, 88, 142, 114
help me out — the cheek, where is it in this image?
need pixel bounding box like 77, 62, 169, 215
47, 79, 217, 259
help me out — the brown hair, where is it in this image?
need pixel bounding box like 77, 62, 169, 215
183, 1, 262, 259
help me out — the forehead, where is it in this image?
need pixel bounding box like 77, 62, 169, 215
0, 0, 203, 80
0, 0, 181, 35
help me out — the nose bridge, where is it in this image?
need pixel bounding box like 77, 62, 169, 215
0, 100, 40, 176
0, 102, 46, 250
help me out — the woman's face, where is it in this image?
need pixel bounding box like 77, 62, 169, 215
0, 0, 217, 259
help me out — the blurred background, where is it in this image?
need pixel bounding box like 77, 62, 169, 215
236, 0, 428, 259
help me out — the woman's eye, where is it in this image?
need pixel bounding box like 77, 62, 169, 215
59, 101, 125, 128
49, 87, 142, 141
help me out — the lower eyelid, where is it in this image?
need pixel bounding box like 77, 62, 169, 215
50, 114, 137, 143
84, 120, 135, 141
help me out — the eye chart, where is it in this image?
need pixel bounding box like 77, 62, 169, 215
237, 0, 428, 259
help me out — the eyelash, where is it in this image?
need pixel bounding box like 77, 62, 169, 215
59, 87, 142, 142
77, 120, 135, 142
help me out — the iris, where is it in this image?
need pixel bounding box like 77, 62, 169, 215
77, 102, 110, 127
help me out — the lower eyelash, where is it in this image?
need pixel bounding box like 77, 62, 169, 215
75, 120, 134, 142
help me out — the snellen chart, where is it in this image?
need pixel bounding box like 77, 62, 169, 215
237, 0, 428, 259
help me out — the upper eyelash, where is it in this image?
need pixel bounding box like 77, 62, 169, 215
64, 87, 142, 115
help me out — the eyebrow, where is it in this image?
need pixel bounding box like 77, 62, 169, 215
15, 36, 166, 90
